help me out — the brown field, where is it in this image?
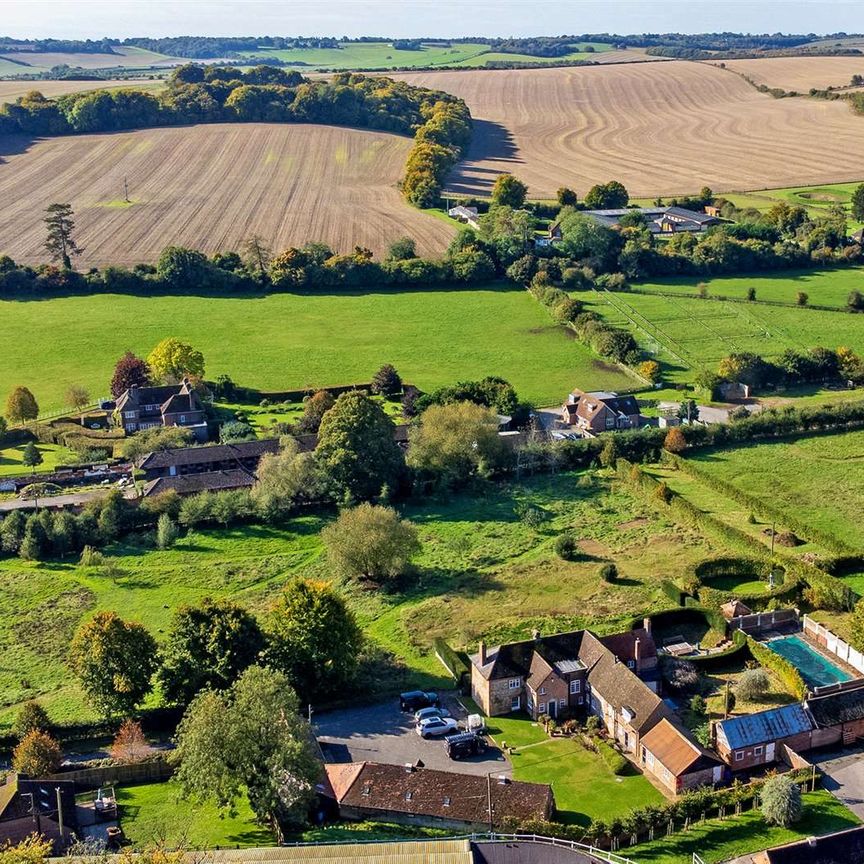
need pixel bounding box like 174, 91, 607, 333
720, 56, 864, 92
0, 79, 161, 105
0, 46, 186, 71
396, 62, 864, 199
0, 123, 454, 266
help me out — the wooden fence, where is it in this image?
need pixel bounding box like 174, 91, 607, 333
729, 608, 798, 634
44, 757, 173, 789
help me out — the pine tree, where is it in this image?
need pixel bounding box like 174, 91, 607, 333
43, 203, 82, 269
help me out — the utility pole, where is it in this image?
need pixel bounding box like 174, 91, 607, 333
56, 787, 64, 848
124, 176, 130, 203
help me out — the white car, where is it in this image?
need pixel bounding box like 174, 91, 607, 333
416, 716, 459, 739
414, 706, 450, 725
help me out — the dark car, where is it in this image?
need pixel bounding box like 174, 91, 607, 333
445, 731, 487, 760
399, 690, 439, 712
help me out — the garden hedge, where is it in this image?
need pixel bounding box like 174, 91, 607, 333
746, 634, 807, 699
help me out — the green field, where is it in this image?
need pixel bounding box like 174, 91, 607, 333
634, 267, 864, 309
241, 41, 612, 70
0, 442, 71, 477
0, 286, 636, 411
688, 430, 864, 550
0, 469, 725, 728
588, 283, 864, 384
117, 781, 273, 848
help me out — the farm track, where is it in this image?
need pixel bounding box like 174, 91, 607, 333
0, 123, 455, 265
395, 62, 864, 198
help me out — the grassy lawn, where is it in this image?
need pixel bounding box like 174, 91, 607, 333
628, 790, 859, 864
588, 288, 864, 385
0, 286, 636, 410
0, 469, 729, 728
0, 442, 72, 477
633, 267, 864, 309
688, 430, 864, 551
117, 781, 273, 848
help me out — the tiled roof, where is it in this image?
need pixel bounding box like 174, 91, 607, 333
327, 762, 553, 825
601, 628, 657, 662
143, 469, 255, 497
807, 686, 864, 727
139, 439, 280, 470
764, 825, 864, 864
717, 704, 814, 749
641, 718, 721, 776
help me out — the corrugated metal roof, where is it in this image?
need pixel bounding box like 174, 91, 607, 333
718, 704, 813, 749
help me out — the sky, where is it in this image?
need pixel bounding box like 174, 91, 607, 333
1, 0, 862, 40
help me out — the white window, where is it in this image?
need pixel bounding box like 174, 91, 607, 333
539, 686, 546, 696
735, 751, 744, 762
510, 695, 520, 711
443, 797, 451, 807
559, 699, 566, 708
538, 702, 546, 714
124, 411, 136, 419
404, 791, 413, 801
577, 696, 584, 705
508, 678, 520, 690
753, 745, 764, 757
180, 414, 186, 423
570, 680, 581, 694
627, 660, 636, 669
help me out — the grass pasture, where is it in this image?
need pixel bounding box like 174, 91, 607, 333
588, 287, 864, 384
396, 62, 864, 199
0, 287, 635, 409
0, 123, 454, 267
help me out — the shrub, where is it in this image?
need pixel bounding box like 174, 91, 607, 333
760, 774, 803, 827
12, 701, 50, 740
663, 658, 699, 692
554, 533, 579, 561
689, 695, 707, 715
156, 513, 179, 549
79, 545, 105, 567
599, 563, 617, 583
664, 427, 687, 454
654, 480, 673, 503
370, 364, 403, 396
12, 729, 62, 776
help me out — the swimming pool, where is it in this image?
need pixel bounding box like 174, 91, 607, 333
766, 635, 852, 689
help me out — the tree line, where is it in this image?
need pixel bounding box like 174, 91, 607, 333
0, 65, 471, 210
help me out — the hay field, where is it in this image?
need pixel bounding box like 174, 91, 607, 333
720, 56, 864, 92
0, 46, 186, 71
0, 79, 160, 105
397, 62, 864, 198
0, 123, 453, 266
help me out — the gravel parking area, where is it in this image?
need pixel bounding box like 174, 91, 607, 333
315, 693, 512, 777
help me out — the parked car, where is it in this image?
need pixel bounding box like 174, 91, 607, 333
445, 731, 487, 760
400, 690, 439, 712
414, 706, 450, 725
416, 716, 458, 738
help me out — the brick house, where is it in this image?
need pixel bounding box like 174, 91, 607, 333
470, 628, 674, 756
713, 704, 815, 770
114, 379, 207, 441
640, 718, 724, 795
322, 762, 553, 831
561, 390, 642, 436
806, 685, 864, 747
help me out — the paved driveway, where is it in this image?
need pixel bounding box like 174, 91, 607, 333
814, 748, 864, 817
314, 694, 511, 777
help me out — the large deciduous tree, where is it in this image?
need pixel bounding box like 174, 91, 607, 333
315, 391, 403, 501
158, 597, 265, 705
65, 384, 90, 425
584, 180, 629, 209
43, 202, 81, 269
110, 351, 151, 397
251, 437, 327, 521
491, 173, 528, 208
12, 729, 62, 777
172, 665, 321, 839
266, 579, 362, 700
5, 386, 39, 425
294, 390, 335, 434
146, 338, 205, 383
321, 502, 420, 584
68, 611, 158, 718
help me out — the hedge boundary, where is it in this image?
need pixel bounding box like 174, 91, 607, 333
746, 633, 807, 699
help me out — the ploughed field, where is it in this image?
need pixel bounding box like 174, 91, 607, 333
0, 78, 162, 104
0, 123, 454, 266
397, 62, 864, 198
719, 56, 864, 92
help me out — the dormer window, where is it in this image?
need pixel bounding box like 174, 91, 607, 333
443, 796, 451, 807
404, 791, 413, 801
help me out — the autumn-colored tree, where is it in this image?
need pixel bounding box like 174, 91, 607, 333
0, 835, 53, 864
110, 351, 151, 398
12, 729, 62, 776
663, 427, 687, 454
5, 386, 38, 425
295, 390, 335, 434
146, 338, 205, 383
65, 384, 90, 425
637, 360, 662, 384
110, 718, 153, 763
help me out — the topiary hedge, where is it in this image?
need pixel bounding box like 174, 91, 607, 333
746, 634, 807, 699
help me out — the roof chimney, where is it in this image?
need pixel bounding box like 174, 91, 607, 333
643, 617, 652, 636
532, 628, 541, 642
404, 763, 415, 773
634, 638, 641, 665
479, 640, 487, 665
497, 775, 509, 785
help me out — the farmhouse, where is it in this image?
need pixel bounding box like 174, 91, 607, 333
470, 627, 689, 761
139, 439, 282, 480
584, 206, 720, 234
534, 222, 562, 248
713, 704, 814, 769
114, 379, 207, 442
447, 205, 480, 230
561, 390, 642, 435
640, 718, 725, 794
322, 762, 553, 831
0, 775, 77, 853
143, 469, 258, 497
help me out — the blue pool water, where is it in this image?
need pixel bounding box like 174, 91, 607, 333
766, 635, 852, 688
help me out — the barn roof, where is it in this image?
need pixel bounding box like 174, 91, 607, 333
716, 704, 813, 749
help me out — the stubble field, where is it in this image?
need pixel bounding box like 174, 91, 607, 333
397, 62, 864, 198
0, 123, 454, 266
0, 78, 162, 104
719, 56, 864, 92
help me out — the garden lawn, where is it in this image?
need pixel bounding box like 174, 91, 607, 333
0, 286, 636, 410
587, 288, 864, 385
117, 781, 273, 848
688, 430, 864, 551
633, 267, 864, 309
628, 790, 858, 864
0, 442, 71, 477
0, 470, 727, 729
